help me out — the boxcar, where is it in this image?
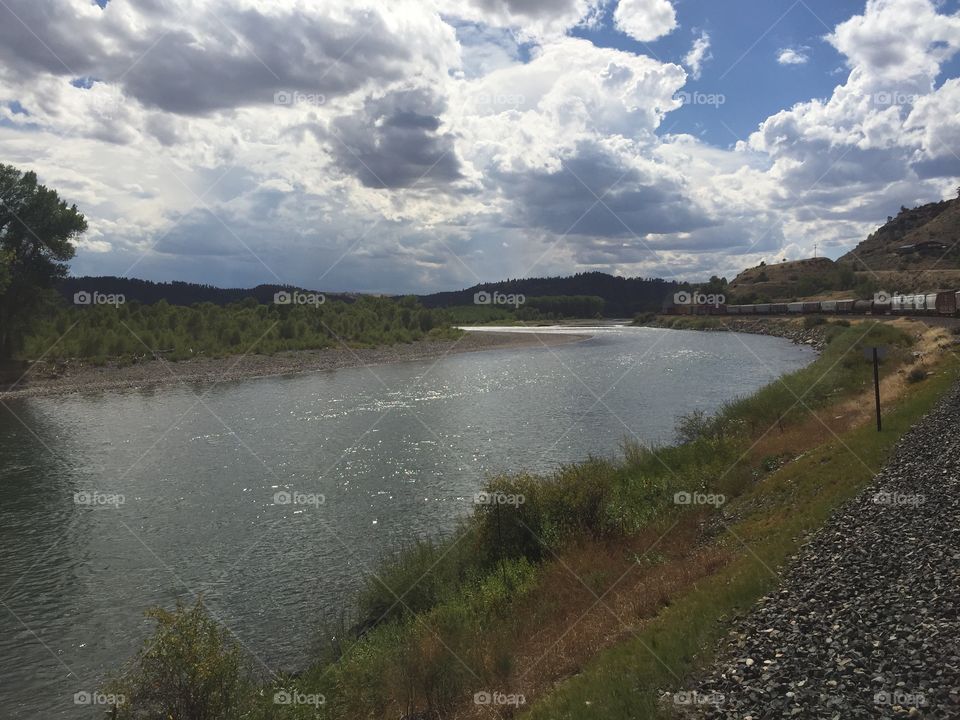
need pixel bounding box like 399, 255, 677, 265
802, 302, 821, 313
837, 300, 855, 314
771, 303, 789, 314
741, 305, 756, 315
821, 300, 838, 313
925, 294, 939, 316
936, 292, 959, 316
727, 305, 741, 315
853, 300, 873, 314
891, 296, 907, 314
787, 302, 804, 313
754, 304, 771, 314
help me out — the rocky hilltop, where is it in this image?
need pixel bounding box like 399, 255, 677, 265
838, 194, 960, 271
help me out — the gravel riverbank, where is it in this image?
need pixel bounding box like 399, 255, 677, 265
640, 317, 829, 352
690, 380, 960, 718
1, 330, 589, 400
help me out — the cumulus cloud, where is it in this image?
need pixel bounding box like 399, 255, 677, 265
777, 47, 810, 65
613, 0, 677, 43
328, 87, 465, 190
0, 0, 957, 291
685, 31, 712, 80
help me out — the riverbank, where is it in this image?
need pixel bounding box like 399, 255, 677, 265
1, 330, 589, 400
635, 315, 831, 351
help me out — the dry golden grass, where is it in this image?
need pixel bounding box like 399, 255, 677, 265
452, 515, 731, 720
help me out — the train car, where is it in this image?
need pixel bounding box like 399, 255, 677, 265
740, 304, 756, 315
754, 304, 771, 314
727, 305, 741, 315
787, 302, 804, 314
891, 295, 907, 314
821, 300, 838, 313
873, 301, 892, 315
925, 294, 939, 316
936, 292, 959, 316
771, 303, 789, 314
837, 300, 855, 314
853, 300, 873, 314
802, 302, 821, 313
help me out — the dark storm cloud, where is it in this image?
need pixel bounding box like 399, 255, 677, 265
0, 2, 416, 115
496, 142, 714, 238
329, 87, 463, 189
468, 0, 581, 19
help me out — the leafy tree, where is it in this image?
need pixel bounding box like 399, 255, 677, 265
0, 164, 86, 359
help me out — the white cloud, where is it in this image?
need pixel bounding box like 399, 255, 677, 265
685, 31, 712, 80
777, 47, 810, 65
0, 0, 958, 290
613, 0, 677, 43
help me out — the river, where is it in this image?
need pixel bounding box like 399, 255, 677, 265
0, 325, 814, 718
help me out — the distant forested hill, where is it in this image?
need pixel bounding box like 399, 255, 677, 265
419, 272, 682, 317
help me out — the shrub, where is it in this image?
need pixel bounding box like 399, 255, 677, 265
106, 598, 258, 720
907, 367, 928, 384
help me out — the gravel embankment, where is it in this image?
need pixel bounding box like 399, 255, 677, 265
0, 331, 589, 399
690, 381, 960, 719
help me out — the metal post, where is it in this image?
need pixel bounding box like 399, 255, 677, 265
873, 347, 882, 432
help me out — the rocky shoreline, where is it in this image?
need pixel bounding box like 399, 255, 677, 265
641, 317, 830, 352
692, 379, 960, 718
1, 331, 590, 400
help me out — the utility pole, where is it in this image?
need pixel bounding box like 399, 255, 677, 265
813, 242, 819, 258
873, 347, 882, 432
864, 346, 887, 431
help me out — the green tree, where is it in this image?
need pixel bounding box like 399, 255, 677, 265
0, 164, 86, 359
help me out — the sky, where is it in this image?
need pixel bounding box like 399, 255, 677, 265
1, 0, 959, 293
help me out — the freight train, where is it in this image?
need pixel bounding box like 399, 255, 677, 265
669, 292, 960, 317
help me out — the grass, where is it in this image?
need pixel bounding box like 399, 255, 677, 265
104, 321, 957, 720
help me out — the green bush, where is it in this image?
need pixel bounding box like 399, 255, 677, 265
106, 599, 258, 720
907, 367, 928, 384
